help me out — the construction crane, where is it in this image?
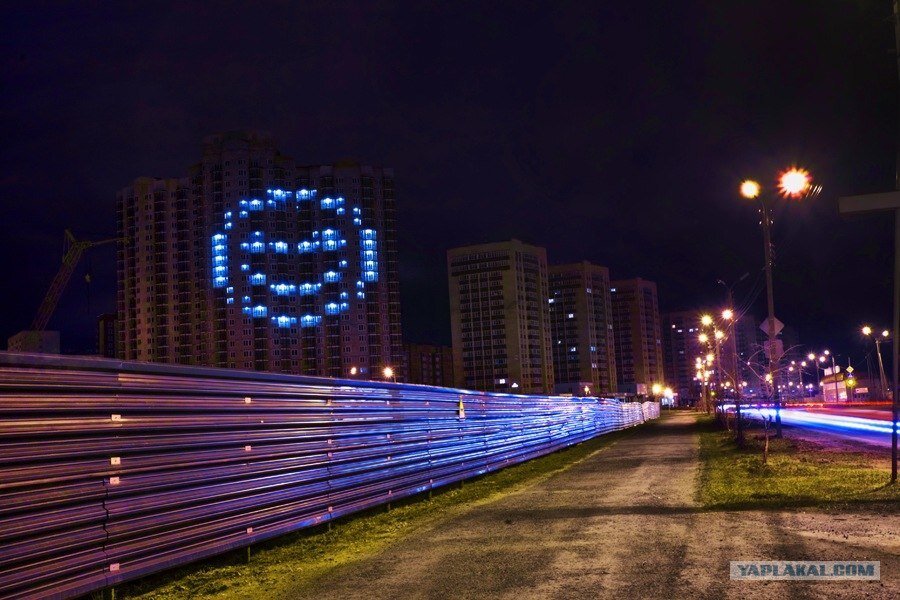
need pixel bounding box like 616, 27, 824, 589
29, 229, 118, 331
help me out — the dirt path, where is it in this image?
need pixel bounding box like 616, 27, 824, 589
279, 412, 898, 599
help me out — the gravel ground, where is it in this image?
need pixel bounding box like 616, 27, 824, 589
278, 412, 898, 600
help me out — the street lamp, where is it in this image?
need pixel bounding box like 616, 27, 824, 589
799, 361, 807, 398
382, 366, 396, 382
740, 168, 819, 436
862, 325, 892, 401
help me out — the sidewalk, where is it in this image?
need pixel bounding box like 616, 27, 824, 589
280, 412, 898, 599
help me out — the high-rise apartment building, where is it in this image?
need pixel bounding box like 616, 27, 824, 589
548, 262, 616, 395
662, 310, 704, 404
447, 240, 553, 394
402, 343, 454, 387
117, 130, 402, 377
97, 313, 117, 358
610, 278, 664, 393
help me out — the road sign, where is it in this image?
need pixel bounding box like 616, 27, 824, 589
839, 191, 900, 214
759, 317, 784, 337
846, 366, 854, 374
763, 339, 784, 359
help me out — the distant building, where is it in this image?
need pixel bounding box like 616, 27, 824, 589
117, 130, 402, 377
447, 239, 553, 394
821, 366, 850, 402
610, 278, 664, 394
661, 310, 704, 405
548, 262, 616, 395
7, 331, 60, 354
97, 313, 117, 358
403, 343, 454, 387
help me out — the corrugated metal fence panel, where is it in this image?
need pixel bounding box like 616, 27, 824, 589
0, 352, 660, 600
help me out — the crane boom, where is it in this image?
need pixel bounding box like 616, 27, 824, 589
29, 230, 118, 331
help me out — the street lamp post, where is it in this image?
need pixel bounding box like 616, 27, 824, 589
863, 326, 892, 401
830, 354, 841, 403
807, 352, 822, 391
740, 169, 818, 437
815, 350, 842, 403
721, 306, 744, 446
800, 361, 809, 397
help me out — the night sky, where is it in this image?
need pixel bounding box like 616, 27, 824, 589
2, 2, 897, 365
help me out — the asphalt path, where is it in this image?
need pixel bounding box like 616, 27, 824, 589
279, 412, 898, 600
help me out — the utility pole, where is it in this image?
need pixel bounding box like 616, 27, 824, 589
875, 335, 890, 400
831, 355, 841, 403
728, 290, 744, 446
760, 200, 783, 437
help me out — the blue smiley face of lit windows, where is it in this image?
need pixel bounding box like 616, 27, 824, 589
211, 188, 379, 327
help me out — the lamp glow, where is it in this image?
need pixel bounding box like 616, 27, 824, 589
740, 179, 761, 199
778, 167, 812, 198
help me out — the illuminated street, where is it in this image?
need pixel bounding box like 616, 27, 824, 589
742, 406, 893, 449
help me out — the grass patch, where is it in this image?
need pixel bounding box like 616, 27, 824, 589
118, 425, 641, 600
698, 418, 900, 510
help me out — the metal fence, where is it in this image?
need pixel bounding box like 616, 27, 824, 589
0, 353, 659, 600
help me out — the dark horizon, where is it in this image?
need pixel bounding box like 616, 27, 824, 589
2, 2, 897, 368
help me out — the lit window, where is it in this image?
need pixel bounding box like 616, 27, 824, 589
273, 315, 298, 328
300, 314, 322, 328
